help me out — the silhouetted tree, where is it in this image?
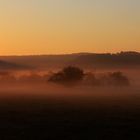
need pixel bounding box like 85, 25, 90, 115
48, 66, 84, 85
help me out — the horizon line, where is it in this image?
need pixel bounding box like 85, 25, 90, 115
0, 51, 139, 57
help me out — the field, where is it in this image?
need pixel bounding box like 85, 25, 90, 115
0, 69, 140, 140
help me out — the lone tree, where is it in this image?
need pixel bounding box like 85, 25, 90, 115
49, 66, 84, 84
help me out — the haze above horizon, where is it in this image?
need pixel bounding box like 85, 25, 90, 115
0, 0, 140, 55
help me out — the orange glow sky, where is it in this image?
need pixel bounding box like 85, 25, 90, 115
0, 0, 140, 55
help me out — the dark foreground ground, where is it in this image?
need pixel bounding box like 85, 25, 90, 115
0, 85, 140, 140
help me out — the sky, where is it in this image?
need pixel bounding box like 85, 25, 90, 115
0, 0, 140, 55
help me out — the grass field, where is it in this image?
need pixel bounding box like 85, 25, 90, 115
0, 82, 140, 140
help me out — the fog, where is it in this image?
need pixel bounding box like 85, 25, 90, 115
0, 68, 139, 110
0, 68, 139, 139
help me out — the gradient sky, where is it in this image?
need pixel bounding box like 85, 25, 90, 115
0, 0, 140, 55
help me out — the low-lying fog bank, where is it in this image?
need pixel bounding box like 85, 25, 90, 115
0, 82, 139, 111
0, 68, 139, 140
0, 66, 139, 108
0, 66, 136, 86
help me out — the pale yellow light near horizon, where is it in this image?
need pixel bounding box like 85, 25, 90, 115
0, 0, 140, 55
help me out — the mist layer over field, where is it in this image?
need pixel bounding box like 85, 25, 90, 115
0, 68, 139, 139
0, 68, 139, 109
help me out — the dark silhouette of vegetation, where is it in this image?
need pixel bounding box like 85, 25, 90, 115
49, 66, 84, 85
0, 67, 130, 87
48, 66, 130, 87
84, 72, 130, 87
108, 72, 130, 86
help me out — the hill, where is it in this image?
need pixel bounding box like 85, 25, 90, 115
0, 51, 140, 70
0, 60, 27, 70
